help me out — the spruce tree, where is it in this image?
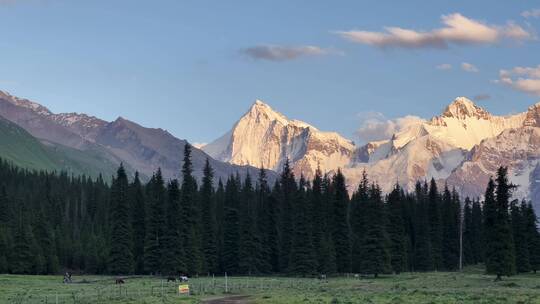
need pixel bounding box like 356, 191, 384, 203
238, 173, 260, 275
511, 200, 531, 273
130, 172, 146, 274
255, 167, 274, 274
200, 159, 218, 274
441, 185, 459, 271
484, 168, 516, 280
289, 176, 317, 275
180, 143, 202, 275
161, 179, 186, 275
331, 169, 351, 273
523, 202, 540, 273
471, 199, 484, 264
277, 160, 296, 271
413, 181, 433, 271
462, 198, 474, 266
350, 171, 368, 273
427, 179, 443, 270
222, 176, 240, 274
143, 169, 166, 274
108, 165, 134, 274
387, 183, 407, 274
359, 184, 390, 277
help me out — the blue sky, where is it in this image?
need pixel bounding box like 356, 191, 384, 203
1, 0, 540, 144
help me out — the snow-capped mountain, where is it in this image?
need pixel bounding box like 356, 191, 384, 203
206, 97, 540, 209
347, 97, 529, 193
203, 100, 355, 178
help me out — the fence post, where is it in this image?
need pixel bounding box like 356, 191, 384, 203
55, 292, 58, 304
225, 272, 228, 293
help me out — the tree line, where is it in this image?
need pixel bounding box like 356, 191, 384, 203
0, 144, 539, 278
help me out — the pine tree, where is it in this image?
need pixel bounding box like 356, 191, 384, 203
200, 159, 218, 274
277, 160, 296, 271
484, 167, 516, 280
180, 143, 202, 275
441, 185, 459, 271
222, 176, 240, 274
523, 202, 540, 273
359, 184, 390, 277
350, 171, 368, 273
108, 165, 134, 274
511, 200, 531, 273
387, 183, 407, 274
462, 198, 474, 266
144, 169, 166, 274
255, 167, 274, 274
11, 207, 35, 274
470, 199, 484, 264
427, 179, 443, 270
289, 176, 317, 275
130, 172, 145, 274
331, 169, 351, 273
413, 181, 433, 271
238, 173, 260, 275
161, 179, 186, 275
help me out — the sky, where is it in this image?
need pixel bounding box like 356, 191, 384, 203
1, 0, 540, 144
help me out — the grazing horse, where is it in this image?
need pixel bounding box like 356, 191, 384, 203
179, 276, 189, 282
166, 276, 177, 283
115, 278, 125, 285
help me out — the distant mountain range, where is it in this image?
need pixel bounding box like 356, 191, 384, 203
203, 97, 540, 213
0, 90, 273, 183
0, 89, 538, 214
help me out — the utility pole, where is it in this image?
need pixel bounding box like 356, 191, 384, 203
459, 201, 463, 271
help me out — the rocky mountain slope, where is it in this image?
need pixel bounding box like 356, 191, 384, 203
205, 97, 540, 208
0, 91, 272, 183
203, 100, 355, 178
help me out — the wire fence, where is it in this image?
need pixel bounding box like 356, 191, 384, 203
5, 276, 330, 304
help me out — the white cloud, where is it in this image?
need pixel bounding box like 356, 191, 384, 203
496, 65, 540, 96
436, 63, 452, 70
356, 112, 425, 143
461, 62, 479, 73
522, 9, 540, 19
241, 45, 342, 61
335, 13, 533, 49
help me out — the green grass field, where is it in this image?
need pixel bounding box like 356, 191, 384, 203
1, 267, 539, 304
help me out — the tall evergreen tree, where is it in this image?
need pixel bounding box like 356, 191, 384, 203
511, 200, 531, 273
130, 172, 145, 274
161, 179, 186, 275
180, 143, 202, 274
331, 169, 351, 273
238, 173, 261, 275
523, 202, 540, 273
289, 176, 317, 275
413, 181, 433, 271
255, 167, 275, 274
441, 185, 459, 271
277, 160, 296, 271
108, 165, 134, 274
359, 184, 390, 277
427, 179, 443, 270
387, 183, 407, 274
143, 169, 166, 274
350, 171, 368, 273
470, 199, 484, 264
200, 159, 218, 274
222, 176, 240, 274
484, 168, 516, 280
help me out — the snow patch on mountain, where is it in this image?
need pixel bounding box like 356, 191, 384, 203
203, 99, 355, 177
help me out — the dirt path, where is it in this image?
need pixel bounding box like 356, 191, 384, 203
203, 295, 252, 304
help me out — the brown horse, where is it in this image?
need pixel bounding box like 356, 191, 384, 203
115, 278, 125, 285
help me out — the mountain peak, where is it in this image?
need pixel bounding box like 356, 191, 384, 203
441, 97, 490, 120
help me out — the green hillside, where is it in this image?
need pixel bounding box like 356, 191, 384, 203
0, 116, 119, 179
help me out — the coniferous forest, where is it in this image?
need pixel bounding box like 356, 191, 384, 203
0, 144, 539, 278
